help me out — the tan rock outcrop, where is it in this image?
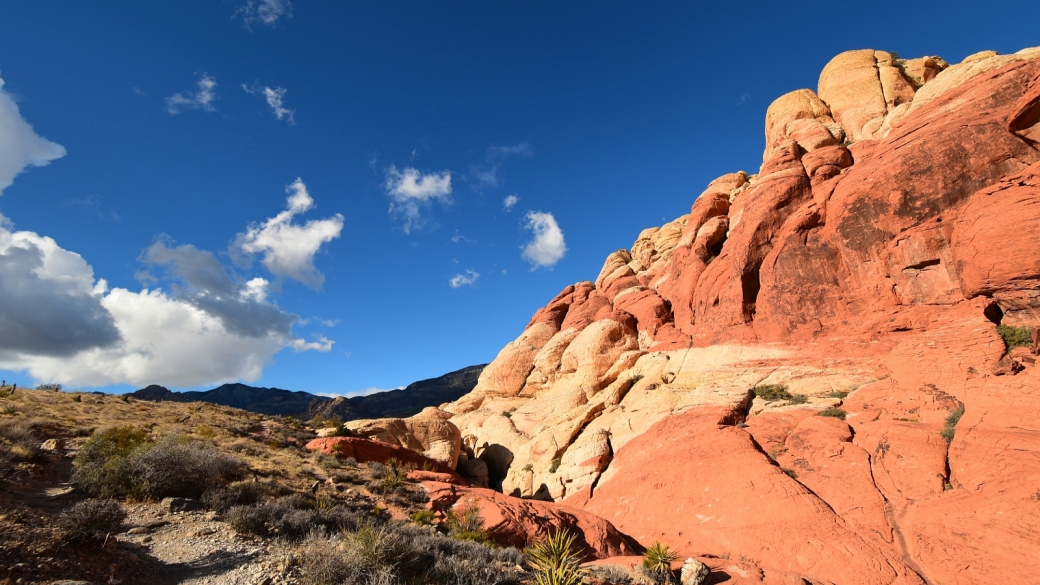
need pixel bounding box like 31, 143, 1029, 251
346, 415, 462, 468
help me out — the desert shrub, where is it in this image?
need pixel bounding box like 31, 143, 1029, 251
341, 456, 359, 467
587, 564, 634, 584
525, 530, 586, 585
782, 468, 798, 479
818, 407, 847, 420
129, 437, 243, 499
941, 406, 965, 444
0, 421, 44, 463
752, 384, 792, 401
997, 324, 1033, 348
549, 458, 562, 473
642, 541, 679, 584
71, 427, 242, 499
228, 493, 365, 539
828, 390, 850, 399
369, 461, 386, 478
787, 394, 809, 405
301, 522, 522, 585
58, 499, 126, 544
202, 480, 269, 513
410, 509, 435, 526
444, 497, 490, 543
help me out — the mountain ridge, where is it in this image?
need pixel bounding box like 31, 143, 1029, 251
130, 364, 486, 420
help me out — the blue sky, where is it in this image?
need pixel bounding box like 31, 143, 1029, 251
0, 1, 1037, 395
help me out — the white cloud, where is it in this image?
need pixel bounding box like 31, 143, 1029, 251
471, 142, 532, 189
0, 93, 332, 387
0, 216, 331, 387
522, 211, 566, 269
502, 194, 519, 212
449, 269, 479, 288
165, 74, 217, 114
0, 76, 66, 194
243, 83, 295, 124
236, 0, 294, 29
384, 165, 452, 233
233, 178, 344, 289
314, 386, 402, 398
291, 336, 334, 352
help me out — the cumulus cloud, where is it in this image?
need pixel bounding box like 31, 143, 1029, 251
233, 178, 344, 289
471, 142, 532, 189
0, 76, 66, 193
0, 84, 334, 387
502, 194, 519, 212
0, 216, 330, 387
449, 269, 479, 288
383, 165, 452, 233
143, 239, 298, 338
0, 216, 121, 357
235, 0, 293, 29
165, 74, 217, 114
243, 83, 295, 124
521, 211, 566, 269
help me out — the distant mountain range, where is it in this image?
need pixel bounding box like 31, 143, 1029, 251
131, 364, 485, 421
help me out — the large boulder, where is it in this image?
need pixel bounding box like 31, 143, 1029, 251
422, 481, 642, 560
346, 415, 462, 468
305, 437, 466, 483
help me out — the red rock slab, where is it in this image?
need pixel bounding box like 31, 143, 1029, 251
744, 410, 817, 457
577, 407, 923, 585
305, 437, 466, 483
422, 481, 641, 561
587, 556, 825, 585
406, 470, 465, 486
775, 416, 893, 546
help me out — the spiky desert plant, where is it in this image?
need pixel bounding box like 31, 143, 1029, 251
642, 541, 679, 581
525, 530, 586, 585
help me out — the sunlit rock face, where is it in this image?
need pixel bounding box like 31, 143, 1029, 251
361, 46, 1040, 585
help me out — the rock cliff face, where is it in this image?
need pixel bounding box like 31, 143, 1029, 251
386, 47, 1040, 584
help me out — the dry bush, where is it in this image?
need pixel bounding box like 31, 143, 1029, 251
227, 493, 366, 539
58, 499, 126, 545
301, 521, 522, 585
0, 421, 44, 463
71, 426, 243, 499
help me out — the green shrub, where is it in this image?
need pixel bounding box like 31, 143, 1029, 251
941, 406, 965, 444
549, 458, 562, 473
59, 499, 126, 545
818, 407, 847, 420
828, 390, 850, 399
753, 384, 792, 401
997, 325, 1033, 348
788, 394, 809, 405
783, 468, 798, 479
642, 541, 679, 582
410, 509, 435, 526
445, 497, 490, 544
525, 530, 587, 585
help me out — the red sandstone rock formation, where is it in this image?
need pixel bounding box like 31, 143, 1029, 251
422, 481, 642, 560
373, 45, 1040, 585
305, 436, 466, 483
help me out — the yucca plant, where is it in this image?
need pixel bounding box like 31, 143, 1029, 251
525, 530, 587, 585
642, 541, 679, 583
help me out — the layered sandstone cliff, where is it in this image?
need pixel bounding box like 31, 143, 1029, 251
376, 46, 1040, 584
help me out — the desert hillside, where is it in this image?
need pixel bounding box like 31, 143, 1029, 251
418, 46, 1040, 584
